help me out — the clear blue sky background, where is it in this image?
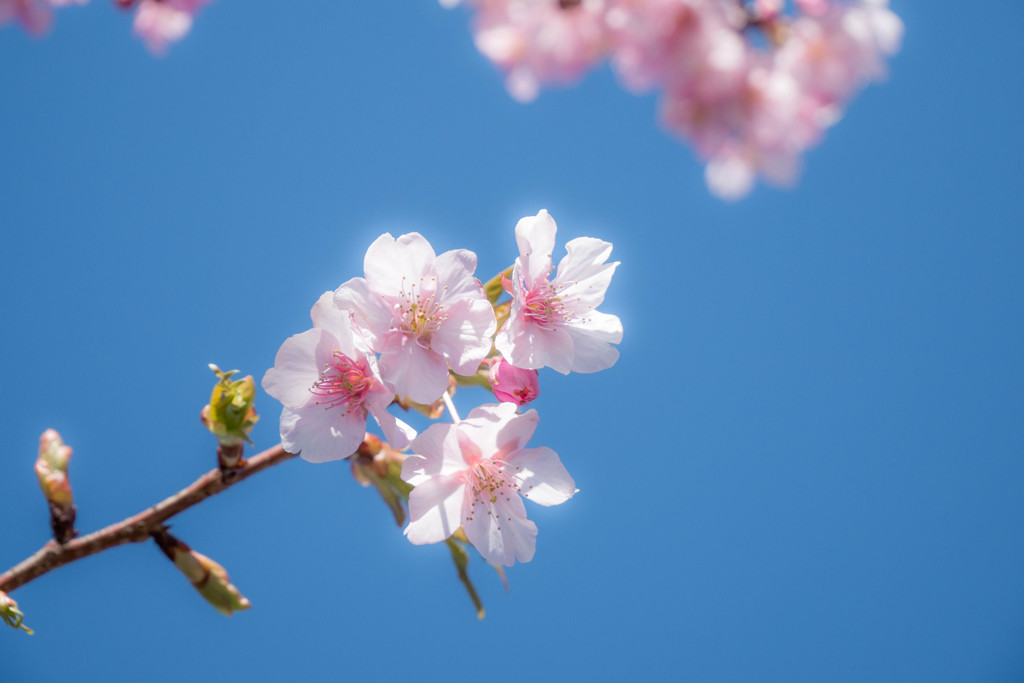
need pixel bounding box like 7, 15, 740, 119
2, 2, 1022, 681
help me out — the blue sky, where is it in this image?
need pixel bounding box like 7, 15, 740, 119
2, 2, 1023, 681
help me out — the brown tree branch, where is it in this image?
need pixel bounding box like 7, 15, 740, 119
0, 443, 296, 594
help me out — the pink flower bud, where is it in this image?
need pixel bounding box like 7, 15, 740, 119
487, 359, 540, 406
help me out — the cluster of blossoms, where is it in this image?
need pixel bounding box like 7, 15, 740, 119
0, 0, 209, 54
262, 210, 622, 567
443, 0, 903, 199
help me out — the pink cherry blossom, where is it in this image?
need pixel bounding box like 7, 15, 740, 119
262, 292, 414, 463
448, 0, 903, 199
495, 210, 622, 374
402, 402, 575, 566
334, 233, 497, 405
132, 0, 210, 55
487, 358, 540, 406
0, 0, 85, 35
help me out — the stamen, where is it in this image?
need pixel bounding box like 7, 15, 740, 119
309, 351, 373, 415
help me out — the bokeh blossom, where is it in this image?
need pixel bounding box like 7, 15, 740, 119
446, 0, 903, 198
131, 0, 209, 55
496, 209, 622, 374
402, 403, 575, 566
0, 0, 85, 35
262, 293, 414, 463
335, 233, 497, 405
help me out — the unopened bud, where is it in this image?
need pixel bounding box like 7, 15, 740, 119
487, 358, 540, 406
202, 364, 259, 471
0, 591, 33, 635
153, 529, 251, 617
34, 429, 77, 544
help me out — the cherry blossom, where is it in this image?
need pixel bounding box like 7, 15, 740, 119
262, 292, 414, 463
447, 0, 903, 198
0, 0, 85, 35
334, 233, 497, 405
132, 0, 210, 55
495, 210, 622, 374
402, 403, 575, 566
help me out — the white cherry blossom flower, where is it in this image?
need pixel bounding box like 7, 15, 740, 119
262, 293, 414, 463
495, 209, 622, 374
401, 403, 575, 567
334, 232, 497, 404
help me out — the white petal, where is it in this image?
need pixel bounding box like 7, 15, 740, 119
262, 328, 334, 409
461, 404, 538, 461
404, 421, 466, 484
378, 333, 450, 404
567, 325, 620, 373
430, 297, 497, 376
435, 249, 482, 303
504, 446, 576, 506
364, 232, 437, 297
279, 404, 365, 463
514, 210, 557, 286
554, 236, 618, 311
405, 474, 466, 545
462, 489, 536, 567
497, 316, 575, 374
334, 277, 392, 348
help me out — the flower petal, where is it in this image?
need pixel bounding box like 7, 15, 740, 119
262, 328, 334, 409
504, 446, 576, 506
279, 404, 365, 463
462, 489, 537, 567
378, 333, 450, 404
430, 297, 497, 376
403, 421, 466, 484
405, 473, 466, 545
364, 232, 437, 297
496, 316, 575, 374
435, 248, 482, 304
334, 277, 393, 347
514, 210, 557, 286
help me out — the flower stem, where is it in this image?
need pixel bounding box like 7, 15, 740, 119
442, 391, 461, 423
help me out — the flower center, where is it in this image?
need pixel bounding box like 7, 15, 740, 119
464, 459, 524, 525
394, 277, 447, 343
522, 281, 572, 329
309, 351, 373, 415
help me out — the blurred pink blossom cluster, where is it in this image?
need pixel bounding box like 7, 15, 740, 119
0, 0, 85, 36
444, 0, 903, 199
0, 0, 210, 54
263, 211, 622, 567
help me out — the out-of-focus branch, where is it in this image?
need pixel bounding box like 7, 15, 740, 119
0, 444, 296, 594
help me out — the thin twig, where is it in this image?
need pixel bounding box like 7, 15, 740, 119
0, 444, 296, 594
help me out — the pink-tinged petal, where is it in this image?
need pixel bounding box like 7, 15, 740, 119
566, 325, 620, 373
435, 248, 482, 304
311, 290, 369, 359
262, 328, 335, 409
456, 403, 538, 462
504, 446, 575, 507
459, 402, 519, 457
378, 333, 450, 404
462, 489, 536, 567
554, 237, 619, 311
514, 210, 557, 286
405, 473, 466, 545
405, 422, 467, 480
496, 316, 574, 374
571, 309, 623, 344
334, 277, 392, 347
366, 397, 415, 450
280, 404, 365, 463
363, 232, 437, 297
430, 297, 497, 375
